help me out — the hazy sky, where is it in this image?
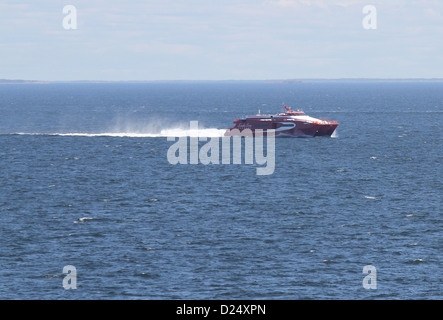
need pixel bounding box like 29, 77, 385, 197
1, 0, 442, 80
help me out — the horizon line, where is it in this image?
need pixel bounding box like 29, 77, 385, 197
1, 78, 443, 84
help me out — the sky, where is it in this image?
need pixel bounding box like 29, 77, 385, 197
0, 0, 442, 81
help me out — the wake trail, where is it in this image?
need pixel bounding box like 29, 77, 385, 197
9, 128, 226, 138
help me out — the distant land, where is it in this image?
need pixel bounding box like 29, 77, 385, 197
1, 78, 443, 84
0, 79, 52, 84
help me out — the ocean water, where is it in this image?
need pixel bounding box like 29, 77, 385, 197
0, 81, 441, 300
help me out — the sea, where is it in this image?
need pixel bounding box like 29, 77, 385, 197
0, 80, 441, 300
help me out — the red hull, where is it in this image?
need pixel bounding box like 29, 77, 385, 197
225, 106, 338, 137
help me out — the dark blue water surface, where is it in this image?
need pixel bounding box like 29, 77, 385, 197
0, 81, 441, 299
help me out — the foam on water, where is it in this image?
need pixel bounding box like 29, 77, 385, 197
12, 127, 226, 138
331, 129, 338, 138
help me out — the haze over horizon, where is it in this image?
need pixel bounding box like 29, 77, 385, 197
1, 0, 442, 81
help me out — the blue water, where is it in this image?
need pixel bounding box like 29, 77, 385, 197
0, 81, 441, 299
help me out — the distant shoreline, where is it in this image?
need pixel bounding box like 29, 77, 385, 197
1, 78, 443, 84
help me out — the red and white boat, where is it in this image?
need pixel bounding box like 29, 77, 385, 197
225, 105, 338, 137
